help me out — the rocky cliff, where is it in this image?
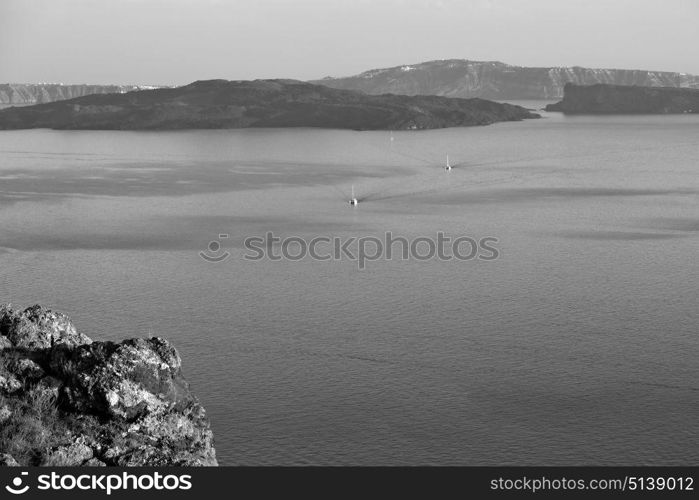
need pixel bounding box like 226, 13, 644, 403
0, 79, 538, 131
312, 59, 699, 100
545, 83, 699, 113
0, 305, 217, 466
0, 84, 162, 106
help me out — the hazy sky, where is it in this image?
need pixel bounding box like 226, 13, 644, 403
1, 0, 697, 85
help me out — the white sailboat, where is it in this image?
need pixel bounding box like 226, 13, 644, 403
445, 154, 452, 171
349, 185, 359, 206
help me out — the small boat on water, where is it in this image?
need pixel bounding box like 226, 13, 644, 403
445, 154, 452, 171
349, 185, 359, 206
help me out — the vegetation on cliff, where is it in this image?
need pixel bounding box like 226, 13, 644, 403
0, 305, 217, 466
0, 79, 538, 131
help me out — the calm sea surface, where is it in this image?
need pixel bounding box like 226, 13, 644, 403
1, 107, 698, 465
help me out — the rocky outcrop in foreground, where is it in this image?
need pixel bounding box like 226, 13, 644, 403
312, 59, 699, 100
545, 83, 699, 114
0, 79, 538, 131
0, 305, 217, 466
0, 84, 163, 106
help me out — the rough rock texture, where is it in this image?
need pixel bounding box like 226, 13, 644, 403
0, 84, 163, 106
545, 83, 699, 114
0, 453, 19, 466
0, 79, 538, 131
0, 304, 217, 466
312, 59, 699, 100
1, 304, 91, 349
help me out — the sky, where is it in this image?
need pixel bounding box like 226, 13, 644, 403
1, 0, 698, 85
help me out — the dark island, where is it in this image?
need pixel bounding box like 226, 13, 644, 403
0, 305, 217, 466
546, 83, 699, 114
0, 79, 538, 131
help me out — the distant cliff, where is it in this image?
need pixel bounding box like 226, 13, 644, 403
0, 79, 538, 131
6, 61, 699, 105
312, 59, 699, 100
545, 83, 699, 113
0, 305, 217, 466
0, 84, 162, 106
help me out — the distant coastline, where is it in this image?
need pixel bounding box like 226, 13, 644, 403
3, 60, 699, 108
312, 59, 699, 100
0, 84, 165, 106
